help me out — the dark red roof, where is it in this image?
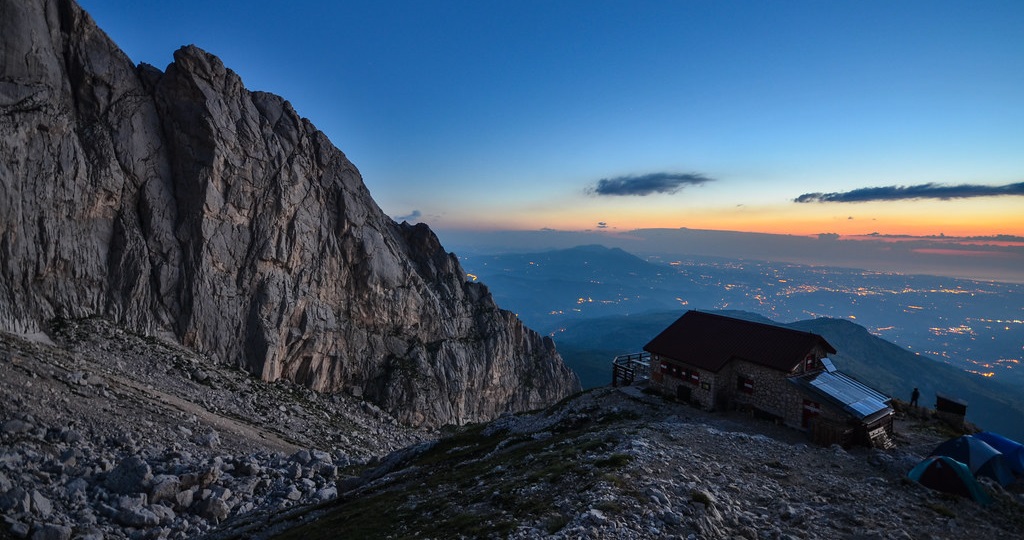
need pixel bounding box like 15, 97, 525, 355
643, 311, 836, 373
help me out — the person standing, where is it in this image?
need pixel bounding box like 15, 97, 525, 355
910, 387, 920, 407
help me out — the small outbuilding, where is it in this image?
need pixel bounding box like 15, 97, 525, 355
935, 393, 968, 429
643, 310, 894, 447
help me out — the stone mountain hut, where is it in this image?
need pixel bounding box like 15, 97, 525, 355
643, 311, 895, 448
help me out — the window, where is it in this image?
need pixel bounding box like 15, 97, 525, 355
686, 369, 700, 385
804, 354, 815, 370
660, 362, 683, 379
802, 399, 821, 428
661, 363, 700, 384
737, 375, 754, 394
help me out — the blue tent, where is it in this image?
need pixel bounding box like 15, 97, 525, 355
973, 432, 1024, 476
908, 456, 991, 505
930, 435, 1016, 487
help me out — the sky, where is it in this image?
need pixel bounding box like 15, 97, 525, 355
79, 1, 1023, 264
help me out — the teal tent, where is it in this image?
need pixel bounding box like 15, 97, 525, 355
908, 456, 991, 505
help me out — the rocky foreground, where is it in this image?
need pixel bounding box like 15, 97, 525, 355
3, 319, 1024, 539
0, 319, 430, 539
255, 389, 1024, 539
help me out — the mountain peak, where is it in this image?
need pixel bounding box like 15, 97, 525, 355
0, 0, 579, 427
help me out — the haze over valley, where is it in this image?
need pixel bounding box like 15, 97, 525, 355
455, 244, 1024, 438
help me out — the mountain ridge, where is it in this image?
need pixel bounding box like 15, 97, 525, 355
0, 0, 579, 427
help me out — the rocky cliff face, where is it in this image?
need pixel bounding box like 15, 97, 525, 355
0, 0, 580, 426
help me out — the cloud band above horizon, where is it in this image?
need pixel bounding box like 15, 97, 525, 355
795, 182, 1024, 203
589, 172, 713, 196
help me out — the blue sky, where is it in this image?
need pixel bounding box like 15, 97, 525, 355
79, 0, 1023, 239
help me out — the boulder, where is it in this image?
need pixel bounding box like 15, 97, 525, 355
104, 457, 152, 495
0, 487, 30, 513
29, 490, 51, 517
314, 486, 337, 501
116, 506, 159, 528
150, 503, 176, 524
174, 489, 194, 510
149, 475, 181, 505
193, 498, 230, 522
29, 523, 71, 540
194, 430, 220, 449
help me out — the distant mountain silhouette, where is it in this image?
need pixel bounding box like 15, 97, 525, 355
468, 244, 663, 280
554, 309, 1024, 440
461, 245, 711, 330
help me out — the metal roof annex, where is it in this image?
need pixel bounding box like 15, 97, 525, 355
790, 369, 892, 422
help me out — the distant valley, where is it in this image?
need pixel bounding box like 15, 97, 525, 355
457, 245, 1024, 439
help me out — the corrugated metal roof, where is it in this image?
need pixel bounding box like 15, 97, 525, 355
791, 370, 892, 420
643, 311, 836, 373
821, 357, 837, 373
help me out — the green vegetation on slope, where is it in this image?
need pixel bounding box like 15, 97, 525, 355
275, 401, 639, 539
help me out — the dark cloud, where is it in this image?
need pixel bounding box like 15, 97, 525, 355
795, 182, 1024, 203
596, 222, 608, 229
393, 210, 422, 221
817, 233, 840, 240
589, 172, 713, 196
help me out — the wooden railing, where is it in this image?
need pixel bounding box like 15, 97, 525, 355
611, 352, 651, 387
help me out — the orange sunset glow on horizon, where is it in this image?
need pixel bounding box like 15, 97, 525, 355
436, 196, 1024, 240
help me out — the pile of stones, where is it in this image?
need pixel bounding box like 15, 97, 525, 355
1, 414, 350, 539
0, 319, 431, 539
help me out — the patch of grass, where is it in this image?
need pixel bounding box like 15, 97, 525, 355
575, 437, 610, 454
277, 397, 635, 539
595, 453, 632, 468
446, 512, 496, 537
544, 513, 571, 534
925, 502, 956, 518
931, 422, 970, 439
599, 472, 629, 488
274, 488, 412, 539
598, 409, 641, 424
416, 423, 498, 466
527, 460, 575, 483
595, 500, 623, 514
543, 392, 582, 415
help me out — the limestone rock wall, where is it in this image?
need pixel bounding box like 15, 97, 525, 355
0, 0, 580, 426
